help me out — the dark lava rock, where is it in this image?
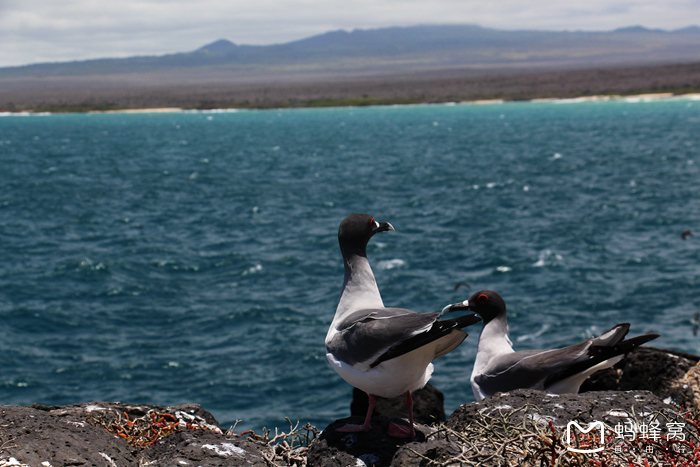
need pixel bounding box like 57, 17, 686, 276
446, 388, 676, 430
350, 384, 445, 425
139, 429, 269, 467
0, 402, 269, 467
4, 347, 700, 466
409, 389, 690, 466
311, 389, 686, 467
389, 438, 464, 467
306, 416, 430, 467
581, 346, 700, 409
0, 404, 138, 467
582, 346, 699, 393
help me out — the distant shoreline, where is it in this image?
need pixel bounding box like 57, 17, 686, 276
3, 91, 700, 116
86, 92, 700, 113
2, 60, 700, 114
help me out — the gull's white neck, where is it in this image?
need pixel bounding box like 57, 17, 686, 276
473, 315, 514, 374
334, 254, 384, 324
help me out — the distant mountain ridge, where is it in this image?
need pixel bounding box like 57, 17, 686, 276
2, 24, 700, 90
613, 25, 700, 33
190, 23, 700, 59
197, 39, 238, 55
195, 24, 700, 56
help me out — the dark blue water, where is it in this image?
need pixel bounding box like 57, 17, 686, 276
1, 97, 699, 433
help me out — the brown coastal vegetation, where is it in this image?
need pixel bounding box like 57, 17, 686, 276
2, 61, 700, 113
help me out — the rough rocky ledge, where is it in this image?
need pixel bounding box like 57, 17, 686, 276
0, 402, 272, 467
2, 346, 700, 467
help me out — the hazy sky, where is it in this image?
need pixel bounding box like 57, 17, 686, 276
1, 0, 699, 67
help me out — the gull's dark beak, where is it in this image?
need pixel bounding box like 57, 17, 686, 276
441, 299, 471, 314
461, 312, 482, 327
372, 220, 395, 235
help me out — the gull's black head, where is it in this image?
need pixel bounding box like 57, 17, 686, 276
443, 290, 506, 324
338, 213, 394, 258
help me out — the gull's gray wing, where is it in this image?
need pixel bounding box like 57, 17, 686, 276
474, 323, 659, 395
327, 307, 480, 368
327, 308, 439, 367
474, 341, 594, 395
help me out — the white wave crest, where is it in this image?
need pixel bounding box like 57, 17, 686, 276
377, 259, 406, 270
533, 249, 563, 267
516, 324, 551, 342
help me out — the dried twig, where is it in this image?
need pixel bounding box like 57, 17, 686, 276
240, 418, 320, 467
0, 424, 19, 453
421, 403, 700, 467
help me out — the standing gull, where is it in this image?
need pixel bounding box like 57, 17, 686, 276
325, 214, 481, 437
443, 290, 659, 401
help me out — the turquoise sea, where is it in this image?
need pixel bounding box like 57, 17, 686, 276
1, 97, 699, 433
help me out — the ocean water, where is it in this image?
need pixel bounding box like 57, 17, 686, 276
1, 97, 699, 434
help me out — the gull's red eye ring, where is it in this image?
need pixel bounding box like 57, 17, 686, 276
478, 294, 489, 304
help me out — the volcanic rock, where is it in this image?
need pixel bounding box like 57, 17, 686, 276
4, 346, 700, 466
0, 404, 138, 467
0, 402, 269, 467
582, 346, 700, 408
139, 429, 269, 467
446, 389, 675, 430
308, 389, 689, 466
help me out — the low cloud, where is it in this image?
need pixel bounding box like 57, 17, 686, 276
1, 0, 698, 67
